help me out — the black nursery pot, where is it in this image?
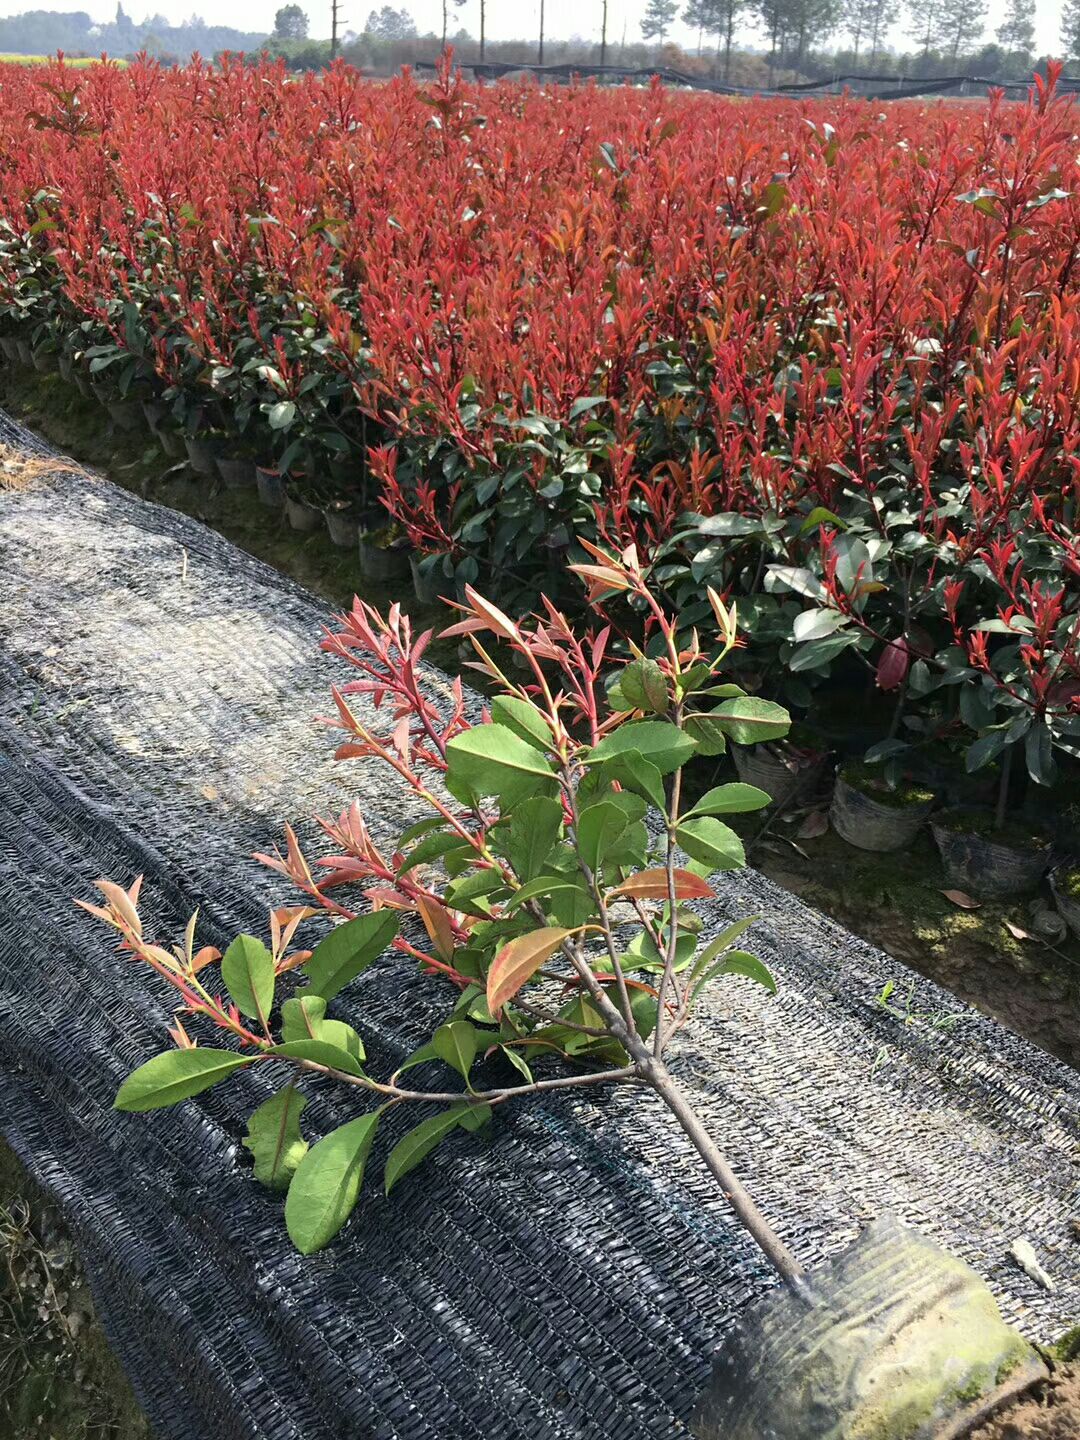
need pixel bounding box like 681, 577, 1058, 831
830, 771, 935, 853
255, 466, 285, 509
285, 494, 322, 533
107, 398, 143, 432
157, 427, 186, 460
1050, 866, 1080, 942
184, 432, 220, 477
141, 397, 167, 432
216, 456, 255, 492
931, 808, 1051, 899
358, 532, 411, 582
323, 506, 359, 550
732, 742, 825, 810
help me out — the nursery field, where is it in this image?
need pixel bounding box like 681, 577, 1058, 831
2, 57, 1080, 922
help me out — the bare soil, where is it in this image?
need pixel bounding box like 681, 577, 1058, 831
967, 1363, 1080, 1439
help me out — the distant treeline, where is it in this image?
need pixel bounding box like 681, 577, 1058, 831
0, 6, 265, 63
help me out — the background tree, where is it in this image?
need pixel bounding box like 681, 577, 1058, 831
440, 0, 465, 48
684, 0, 716, 54
907, 0, 943, 60
996, 0, 1034, 62
1063, 0, 1080, 64
273, 2, 308, 37
641, 0, 680, 45
936, 0, 986, 64
862, 0, 896, 63
782, 0, 839, 71
757, 0, 788, 75
712, 0, 745, 77
842, 0, 868, 58
364, 5, 416, 37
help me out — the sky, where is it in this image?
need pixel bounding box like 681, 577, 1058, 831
0, 0, 1064, 58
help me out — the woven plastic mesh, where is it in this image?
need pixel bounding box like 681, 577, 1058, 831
0, 407, 1077, 1440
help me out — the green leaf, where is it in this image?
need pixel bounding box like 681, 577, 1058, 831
284, 1113, 380, 1253
393, 1040, 440, 1077
766, 565, 827, 601
711, 697, 791, 746
629, 989, 659, 1040
688, 915, 761, 988
1025, 722, 1054, 787
444, 868, 507, 917
114, 1049, 250, 1112
799, 506, 846, 534
507, 872, 585, 912
587, 720, 696, 776
396, 816, 445, 849
789, 632, 861, 672
620, 659, 669, 714
221, 934, 275, 1025
384, 1102, 487, 1195
577, 798, 633, 874
965, 729, 1008, 772
548, 878, 595, 928
694, 949, 776, 996
675, 817, 746, 871
264, 1040, 366, 1077
446, 724, 557, 806
280, 992, 328, 1042
683, 713, 729, 757
500, 1046, 534, 1084
280, 993, 365, 1062
569, 394, 605, 418
688, 783, 771, 816
304, 911, 398, 1001
243, 1087, 308, 1192
402, 830, 461, 870
268, 399, 296, 430
490, 696, 554, 752
622, 926, 697, 973
792, 609, 848, 643
498, 794, 564, 881
432, 1021, 480, 1081
600, 751, 666, 812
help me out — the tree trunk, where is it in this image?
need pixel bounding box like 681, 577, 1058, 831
480, 0, 485, 61
724, 8, 734, 80
578, 974, 805, 1291
538, 0, 545, 64
600, 0, 607, 66
647, 1059, 808, 1291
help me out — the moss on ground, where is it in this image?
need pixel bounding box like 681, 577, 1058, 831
838, 762, 935, 810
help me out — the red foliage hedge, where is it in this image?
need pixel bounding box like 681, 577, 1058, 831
2, 57, 1080, 791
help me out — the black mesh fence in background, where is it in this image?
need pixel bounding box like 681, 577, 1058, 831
414, 61, 1079, 101
0, 408, 1077, 1440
